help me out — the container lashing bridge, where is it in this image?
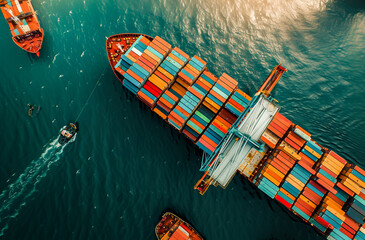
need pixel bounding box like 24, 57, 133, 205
194, 65, 287, 195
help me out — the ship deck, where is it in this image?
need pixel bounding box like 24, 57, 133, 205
106, 33, 365, 240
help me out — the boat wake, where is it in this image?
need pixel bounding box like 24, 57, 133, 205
0, 127, 76, 236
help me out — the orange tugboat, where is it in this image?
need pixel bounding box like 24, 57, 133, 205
106, 33, 153, 82
155, 212, 203, 240
0, 0, 43, 55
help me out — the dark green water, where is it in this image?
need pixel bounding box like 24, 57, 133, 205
0, 0, 365, 239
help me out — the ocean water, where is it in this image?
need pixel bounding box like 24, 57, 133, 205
0, 0, 365, 239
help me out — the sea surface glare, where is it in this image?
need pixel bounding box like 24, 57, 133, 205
0, 0, 364, 239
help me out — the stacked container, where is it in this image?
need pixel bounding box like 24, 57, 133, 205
255, 150, 295, 200
340, 166, 365, 196
274, 158, 313, 209
282, 130, 307, 153
195, 74, 238, 155
314, 151, 347, 195
168, 86, 204, 130
299, 139, 323, 167
155, 56, 206, 121
224, 89, 251, 117
122, 36, 171, 94
271, 151, 299, 202
137, 47, 189, 108
114, 35, 151, 77
261, 112, 292, 149
354, 222, 365, 239
182, 72, 218, 142
289, 163, 316, 220
178, 56, 207, 85
166, 57, 207, 127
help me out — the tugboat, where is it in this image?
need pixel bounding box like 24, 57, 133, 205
155, 212, 203, 240
58, 122, 78, 145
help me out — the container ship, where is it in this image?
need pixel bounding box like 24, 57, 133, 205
0, 0, 43, 55
106, 33, 365, 240
155, 212, 203, 240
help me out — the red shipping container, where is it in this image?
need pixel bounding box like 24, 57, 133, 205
156, 100, 171, 112
319, 165, 337, 178
151, 40, 169, 53
201, 135, 218, 148
141, 53, 158, 66
341, 222, 356, 235
274, 112, 292, 127
336, 182, 355, 197
354, 166, 365, 176
128, 50, 140, 60
295, 198, 315, 213
298, 152, 316, 166
287, 132, 306, 147
155, 36, 172, 49
198, 138, 215, 153
272, 158, 291, 173
136, 60, 152, 73
149, 42, 166, 55
271, 118, 290, 132
315, 178, 337, 194
292, 201, 312, 218
126, 69, 144, 83
268, 124, 285, 138
309, 180, 327, 195
182, 129, 197, 142
284, 137, 301, 151
270, 161, 289, 175
139, 56, 155, 69
315, 216, 331, 228
144, 82, 161, 97
343, 216, 360, 232
302, 187, 322, 205
297, 160, 316, 175
221, 73, 238, 86
169, 112, 184, 126
139, 36, 151, 46
339, 227, 354, 239
137, 91, 154, 106
275, 194, 292, 209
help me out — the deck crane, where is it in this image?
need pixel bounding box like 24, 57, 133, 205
3, 7, 30, 34
195, 65, 287, 195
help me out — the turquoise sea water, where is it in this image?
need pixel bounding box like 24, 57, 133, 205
0, 0, 365, 239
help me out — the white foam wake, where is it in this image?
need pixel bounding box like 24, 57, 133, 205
0, 128, 75, 236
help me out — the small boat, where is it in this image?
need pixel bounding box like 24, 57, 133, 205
155, 212, 203, 240
0, 0, 44, 55
58, 122, 78, 145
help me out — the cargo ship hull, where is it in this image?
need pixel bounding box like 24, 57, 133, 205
106, 33, 365, 240
1, 0, 44, 54
155, 212, 203, 240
